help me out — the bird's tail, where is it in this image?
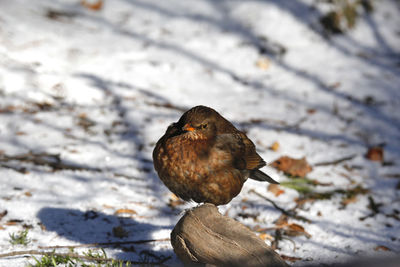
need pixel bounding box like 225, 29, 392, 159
250, 170, 279, 184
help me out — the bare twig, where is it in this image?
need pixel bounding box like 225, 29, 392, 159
249, 189, 311, 223
314, 154, 357, 166
0, 163, 28, 174
113, 172, 145, 181
37, 238, 170, 249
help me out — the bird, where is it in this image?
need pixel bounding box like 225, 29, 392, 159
153, 105, 279, 206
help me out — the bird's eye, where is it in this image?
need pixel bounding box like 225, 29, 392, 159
201, 124, 207, 129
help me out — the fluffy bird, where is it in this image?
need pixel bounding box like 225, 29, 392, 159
153, 106, 278, 205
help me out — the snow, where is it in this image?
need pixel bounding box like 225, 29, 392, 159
0, 0, 399, 266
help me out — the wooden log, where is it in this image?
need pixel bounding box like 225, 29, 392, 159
171, 203, 288, 267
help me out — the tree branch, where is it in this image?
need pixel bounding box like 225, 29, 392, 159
314, 154, 356, 166
249, 189, 311, 223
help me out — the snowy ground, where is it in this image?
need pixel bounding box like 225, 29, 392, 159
0, 0, 399, 266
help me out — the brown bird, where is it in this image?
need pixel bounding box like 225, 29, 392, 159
153, 106, 279, 206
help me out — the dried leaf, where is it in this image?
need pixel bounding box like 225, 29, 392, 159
341, 195, 358, 206
306, 108, 316, 114
114, 208, 137, 215
259, 232, 274, 241
288, 223, 305, 232
294, 197, 315, 208
168, 194, 185, 208
270, 141, 280, 151
33, 102, 53, 111
77, 113, 96, 132
268, 184, 285, 197
374, 245, 390, 251
0, 105, 18, 113
366, 147, 384, 162
5, 219, 23, 226
271, 156, 312, 177
255, 57, 270, 70
280, 255, 302, 262
275, 214, 288, 227
81, 0, 103, 11
24, 191, 32, 197
284, 223, 312, 238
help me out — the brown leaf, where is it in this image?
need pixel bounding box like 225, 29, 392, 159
307, 108, 316, 114
275, 214, 289, 227
168, 194, 185, 208
259, 232, 273, 241
374, 245, 390, 251
341, 195, 358, 206
0, 105, 18, 113
280, 254, 302, 262
295, 197, 316, 207
270, 141, 280, 151
366, 147, 384, 162
288, 223, 305, 232
33, 102, 53, 111
24, 191, 32, 197
271, 156, 312, 177
284, 223, 312, 238
267, 184, 285, 197
5, 219, 23, 226
114, 208, 137, 215
255, 57, 270, 70
81, 0, 103, 11
77, 113, 96, 132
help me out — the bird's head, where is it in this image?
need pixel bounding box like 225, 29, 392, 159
178, 106, 219, 140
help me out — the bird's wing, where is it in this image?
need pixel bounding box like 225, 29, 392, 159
238, 132, 266, 170
214, 132, 265, 171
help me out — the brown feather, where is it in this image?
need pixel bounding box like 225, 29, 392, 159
238, 132, 266, 170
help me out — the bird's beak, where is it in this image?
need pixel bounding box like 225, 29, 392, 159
182, 123, 195, 132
